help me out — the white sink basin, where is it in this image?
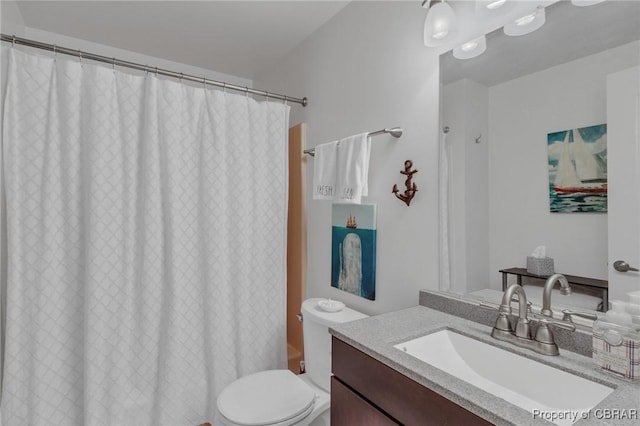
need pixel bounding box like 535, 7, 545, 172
394, 329, 614, 426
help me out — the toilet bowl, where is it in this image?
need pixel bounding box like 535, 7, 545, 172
216, 298, 367, 426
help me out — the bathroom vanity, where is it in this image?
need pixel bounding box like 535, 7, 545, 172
329, 296, 639, 426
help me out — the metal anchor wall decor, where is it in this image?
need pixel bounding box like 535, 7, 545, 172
392, 160, 418, 206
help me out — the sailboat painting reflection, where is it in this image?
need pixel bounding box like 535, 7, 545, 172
547, 124, 607, 213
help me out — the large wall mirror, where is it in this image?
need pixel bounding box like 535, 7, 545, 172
439, 0, 640, 320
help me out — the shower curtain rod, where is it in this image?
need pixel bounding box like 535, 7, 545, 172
1, 34, 308, 107
303, 127, 403, 157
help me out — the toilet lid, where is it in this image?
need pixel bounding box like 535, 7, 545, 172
217, 370, 316, 426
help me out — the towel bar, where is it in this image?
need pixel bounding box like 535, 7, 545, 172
303, 127, 402, 157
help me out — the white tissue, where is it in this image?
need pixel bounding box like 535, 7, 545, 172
530, 245, 546, 258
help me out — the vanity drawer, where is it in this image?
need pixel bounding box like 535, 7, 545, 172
331, 377, 399, 425
331, 336, 492, 426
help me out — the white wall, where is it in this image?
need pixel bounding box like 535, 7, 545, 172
0, 0, 26, 37
488, 41, 640, 285
1, 1, 251, 90
254, 2, 441, 315
17, 27, 252, 88
442, 79, 491, 294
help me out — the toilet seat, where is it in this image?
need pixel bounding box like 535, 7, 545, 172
217, 369, 317, 426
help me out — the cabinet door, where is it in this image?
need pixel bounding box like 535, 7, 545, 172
331, 377, 399, 426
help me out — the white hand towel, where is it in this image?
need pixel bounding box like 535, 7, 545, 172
312, 141, 339, 200
335, 133, 371, 204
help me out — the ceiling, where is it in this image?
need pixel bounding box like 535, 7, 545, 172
15, 1, 351, 79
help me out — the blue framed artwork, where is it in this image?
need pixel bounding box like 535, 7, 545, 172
331, 204, 377, 300
547, 123, 607, 213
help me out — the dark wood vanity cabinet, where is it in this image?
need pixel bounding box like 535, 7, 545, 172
331, 337, 493, 426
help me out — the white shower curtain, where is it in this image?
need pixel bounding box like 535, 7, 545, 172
438, 129, 452, 293
0, 46, 289, 425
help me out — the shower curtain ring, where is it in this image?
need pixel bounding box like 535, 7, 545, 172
202, 77, 207, 88
53, 44, 57, 61
245, 87, 250, 98
265, 92, 270, 102
78, 50, 83, 66
180, 73, 184, 84
223, 82, 227, 93
112, 57, 116, 72
284, 96, 288, 106
12, 35, 15, 47
155, 67, 158, 77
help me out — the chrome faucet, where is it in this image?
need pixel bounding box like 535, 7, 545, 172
541, 273, 572, 317
482, 283, 576, 356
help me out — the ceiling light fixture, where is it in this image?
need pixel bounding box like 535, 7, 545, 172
453, 35, 487, 60
504, 6, 546, 36
423, 0, 458, 47
571, 0, 606, 6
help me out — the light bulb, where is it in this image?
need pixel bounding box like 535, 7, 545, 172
433, 30, 449, 40
486, 0, 507, 10
461, 41, 479, 52
515, 13, 536, 26
504, 6, 546, 36
571, 0, 605, 6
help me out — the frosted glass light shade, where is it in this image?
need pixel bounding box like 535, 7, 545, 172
504, 6, 546, 36
424, 1, 458, 47
453, 36, 487, 59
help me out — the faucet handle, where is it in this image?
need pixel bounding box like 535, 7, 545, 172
479, 301, 500, 311
533, 315, 577, 332
561, 309, 598, 323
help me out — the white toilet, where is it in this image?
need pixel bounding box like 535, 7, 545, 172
216, 298, 367, 426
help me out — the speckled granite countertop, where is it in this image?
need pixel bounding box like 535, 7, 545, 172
329, 306, 640, 426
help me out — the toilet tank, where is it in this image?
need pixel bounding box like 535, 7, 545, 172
301, 298, 368, 392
